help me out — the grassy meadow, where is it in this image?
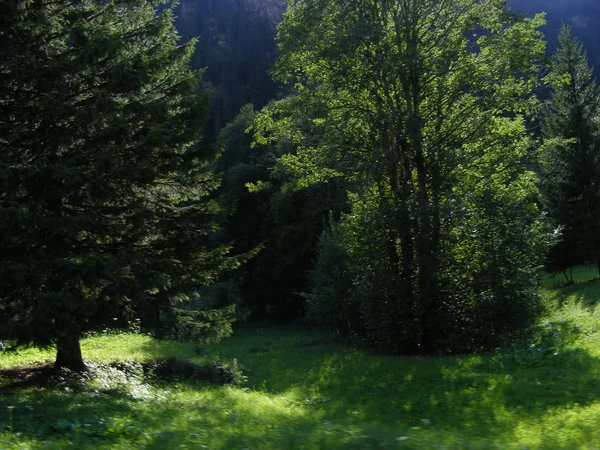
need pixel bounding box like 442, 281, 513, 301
2, 267, 600, 449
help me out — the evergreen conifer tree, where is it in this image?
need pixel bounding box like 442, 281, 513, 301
542, 26, 600, 274
0, 0, 240, 370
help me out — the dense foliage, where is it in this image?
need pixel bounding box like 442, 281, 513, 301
0, 0, 241, 369
541, 26, 600, 278
255, 0, 547, 353
216, 105, 347, 319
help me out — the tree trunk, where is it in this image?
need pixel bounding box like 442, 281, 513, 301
55, 333, 86, 371
419, 179, 441, 355
412, 122, 441, 354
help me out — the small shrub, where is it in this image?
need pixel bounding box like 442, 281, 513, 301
166, 304, 238, 344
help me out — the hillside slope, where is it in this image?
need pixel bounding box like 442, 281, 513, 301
174, 0, 600, 138
508, 0, 600, 70
174, 0, 286, 137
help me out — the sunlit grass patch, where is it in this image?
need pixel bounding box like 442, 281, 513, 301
80, 333, 210, 365
3, 269, 600, 448
0, 344, 55, 370
514, 401, 600, 449
537, 276, 600, 357
0, 333, 215, 371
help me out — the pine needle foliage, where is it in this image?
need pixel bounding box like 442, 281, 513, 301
0, 0, 241, 369
541, 26, 600, 276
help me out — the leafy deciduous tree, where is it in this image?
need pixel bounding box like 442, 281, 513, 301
256, 0, 546, 353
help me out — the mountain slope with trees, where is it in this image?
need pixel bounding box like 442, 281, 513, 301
174, 0, 286, 138
174, 0, 600, 102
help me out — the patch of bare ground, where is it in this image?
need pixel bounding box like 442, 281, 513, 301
0, 359, 241, 393
0, 363, 56, 392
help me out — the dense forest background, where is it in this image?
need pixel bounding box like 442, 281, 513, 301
169, 0, 600, 327
174, 0, 600, 134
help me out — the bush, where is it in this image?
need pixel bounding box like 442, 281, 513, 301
307, 180, 544, 354
165, 304, 238, 344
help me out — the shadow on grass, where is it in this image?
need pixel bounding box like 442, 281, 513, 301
0, 390, 142, 449
3, 325, 600, 449
212, 327, 600, 416
184, 326, 600, 446
0, 363, 56, 392
544, 278, 600, 309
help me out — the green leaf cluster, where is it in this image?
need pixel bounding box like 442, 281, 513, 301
260, 0, 547, 353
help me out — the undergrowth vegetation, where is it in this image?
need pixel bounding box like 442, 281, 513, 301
2, 267, 600, 449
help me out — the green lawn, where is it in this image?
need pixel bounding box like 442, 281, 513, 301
2, 272, 600, 449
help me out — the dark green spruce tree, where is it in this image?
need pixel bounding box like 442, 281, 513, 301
0, 0, 241, 370
541, 26, 600, 275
